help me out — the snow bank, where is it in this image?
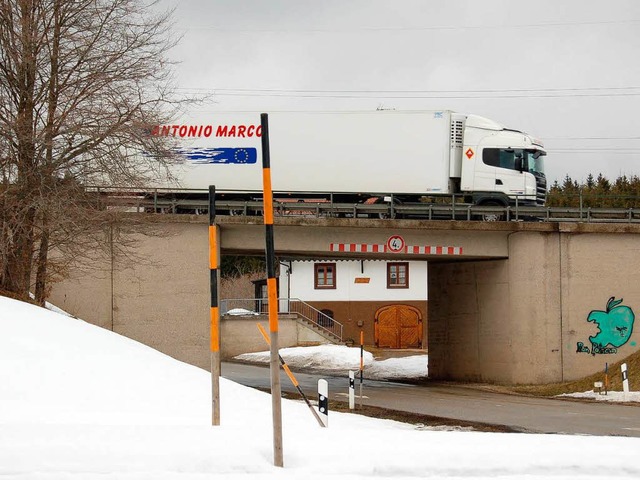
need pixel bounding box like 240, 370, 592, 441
2, 295, 640, 480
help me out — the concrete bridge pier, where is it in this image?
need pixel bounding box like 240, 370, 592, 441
429, 225, 640, 385
429, 232, 562, 384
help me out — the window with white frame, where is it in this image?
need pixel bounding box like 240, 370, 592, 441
314, 263, 336, 289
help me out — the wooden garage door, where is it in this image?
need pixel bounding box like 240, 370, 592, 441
374, 305, 423, 349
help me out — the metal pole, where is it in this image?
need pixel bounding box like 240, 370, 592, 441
208, 185, 221, 426
261, 113, 284, 467
579, 190, 584, 220
390, 194, 395, 219
451, 194, 456, 220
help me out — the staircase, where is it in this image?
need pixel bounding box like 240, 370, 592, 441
286, 298, 343, 343
221, 297, 343, 344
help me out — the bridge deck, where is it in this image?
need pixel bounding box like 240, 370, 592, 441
143, 214, 640, 260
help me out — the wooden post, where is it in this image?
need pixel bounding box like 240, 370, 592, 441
209, 185, 221, 426
261, 113, 284, 467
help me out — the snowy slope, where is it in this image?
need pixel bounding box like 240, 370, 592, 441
1, 295, 640, 479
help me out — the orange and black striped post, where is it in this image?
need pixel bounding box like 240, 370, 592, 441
261, 113, 284, 467
209, 185, 221, 426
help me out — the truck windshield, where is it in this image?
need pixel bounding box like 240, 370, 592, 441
525, 149, 545, 175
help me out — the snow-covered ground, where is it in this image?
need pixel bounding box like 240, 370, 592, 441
236, 345, 429, 380
237, 346, 640, 402
2, 295, 640, 479
558, 390, 640, 402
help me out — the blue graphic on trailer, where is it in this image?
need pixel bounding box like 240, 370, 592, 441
177, 147, 257, 164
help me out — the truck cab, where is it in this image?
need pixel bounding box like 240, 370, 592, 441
459, 114, 547, 207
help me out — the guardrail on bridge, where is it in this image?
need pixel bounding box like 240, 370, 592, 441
92, 187, 640, 224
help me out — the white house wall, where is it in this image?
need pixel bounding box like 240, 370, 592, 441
281, 260, 428, 302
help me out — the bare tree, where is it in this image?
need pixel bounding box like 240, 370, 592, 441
0, 0, 181, 302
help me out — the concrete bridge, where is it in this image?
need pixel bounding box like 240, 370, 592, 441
50, 215, 640, 385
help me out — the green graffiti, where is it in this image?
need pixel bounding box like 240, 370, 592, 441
577, 297, 635, 356
587, 296, 634, 348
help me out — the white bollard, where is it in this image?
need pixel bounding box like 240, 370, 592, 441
621, 363, 630, 401
349, 371, 355, 410
318, 379, 329, 427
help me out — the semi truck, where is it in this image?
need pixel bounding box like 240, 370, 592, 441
150, 110, 547, 215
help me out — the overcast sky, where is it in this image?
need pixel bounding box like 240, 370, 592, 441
160, 0, 640, 184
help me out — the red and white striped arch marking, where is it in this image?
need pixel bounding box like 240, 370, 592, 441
330, 241, 463, 255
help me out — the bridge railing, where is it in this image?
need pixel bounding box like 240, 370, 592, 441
90, 187, 640, 223
220, 297, 343, 341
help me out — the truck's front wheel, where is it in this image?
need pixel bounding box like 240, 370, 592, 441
478, 201, 505, 222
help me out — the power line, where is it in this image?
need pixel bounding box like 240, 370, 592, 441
550, 149, 639, 151
545, 136, 640, 140
179, 86, 640, 94
178, 87, 640, 100
188, 92, 640, 99
180, 19, 640, 33
547, 150, 640, 155
550, 149, 640, 152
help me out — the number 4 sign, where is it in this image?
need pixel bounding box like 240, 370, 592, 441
386, 235, 405, 253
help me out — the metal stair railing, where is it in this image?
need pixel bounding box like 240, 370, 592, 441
220, 297, 343, 341
286, 298, 343, 341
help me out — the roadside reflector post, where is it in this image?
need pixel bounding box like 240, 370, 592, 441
605, 363, 609, 395
349, 370, 355, 410
209, 185, 221, 426
359, 330, 364, 408
261, 113, 284, 467
622, 363, 630, 401
318, 379, 329, 427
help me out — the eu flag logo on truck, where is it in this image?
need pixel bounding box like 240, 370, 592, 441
177, 147, 257, 164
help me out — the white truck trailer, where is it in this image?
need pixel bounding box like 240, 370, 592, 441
150, 110, 547, 209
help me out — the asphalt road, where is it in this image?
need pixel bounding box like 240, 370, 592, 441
222, 362, 640, 437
